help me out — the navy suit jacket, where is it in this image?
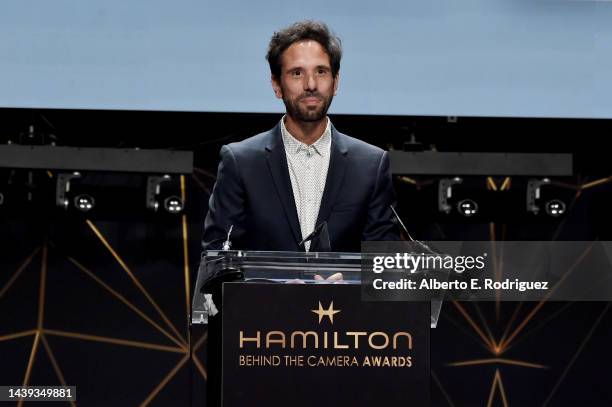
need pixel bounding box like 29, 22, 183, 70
202, 122, 399, 252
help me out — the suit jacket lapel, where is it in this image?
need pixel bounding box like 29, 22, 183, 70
316, 126, 349, 227
265, 123, 303, 249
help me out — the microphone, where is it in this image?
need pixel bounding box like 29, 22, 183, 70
389, 205, 415, 242
389, 205, 437, 255
298, 221, 331, 251
222, 225, 234, 251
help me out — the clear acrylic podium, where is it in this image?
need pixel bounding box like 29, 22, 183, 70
191, 250, 440, 407
191, 250, 445, 328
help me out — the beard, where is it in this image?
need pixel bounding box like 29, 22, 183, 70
282, 90, 334, 123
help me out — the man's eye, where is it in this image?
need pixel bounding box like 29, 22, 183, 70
292, 70, 302, 76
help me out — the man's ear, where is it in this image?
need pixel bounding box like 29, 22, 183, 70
333, 73, 340, 96
271, 75, 283, 99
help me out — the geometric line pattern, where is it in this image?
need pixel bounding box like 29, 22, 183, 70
429, 176, 612, 406
0, 175, 208, 406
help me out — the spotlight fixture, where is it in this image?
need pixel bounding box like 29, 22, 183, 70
545, 199, 566, 217
55, 172, 101, 213
438, 177, 463, 214
457, 199, 478, 217
526, 178, 550, 215
56, 172, 82, 209
163, 196, 184, 214
0, 192, 4, 206
527, 178, 569, 217
146, 175, 172, 211
74, 194, 95, 212
146, 175, 184, 214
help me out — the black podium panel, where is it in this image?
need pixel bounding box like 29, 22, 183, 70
222, 283, 430, 407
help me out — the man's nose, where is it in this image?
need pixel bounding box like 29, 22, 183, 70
304, 73, 317, 91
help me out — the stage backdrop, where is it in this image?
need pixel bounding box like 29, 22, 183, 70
1, 110, 612, 405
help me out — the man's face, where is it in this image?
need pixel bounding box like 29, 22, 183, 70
272, 40, 339, 123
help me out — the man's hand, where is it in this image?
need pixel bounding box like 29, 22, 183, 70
285, 272, 344, 284
314, 272, 344, 282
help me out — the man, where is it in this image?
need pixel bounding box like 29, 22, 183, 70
202, 20, 399, 252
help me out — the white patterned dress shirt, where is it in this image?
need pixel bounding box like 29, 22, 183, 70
280, 116, 332, 251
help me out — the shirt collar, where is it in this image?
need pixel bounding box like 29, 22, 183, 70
280, 115, 331, 156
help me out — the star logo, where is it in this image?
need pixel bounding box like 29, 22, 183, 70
311, 301, 341, 324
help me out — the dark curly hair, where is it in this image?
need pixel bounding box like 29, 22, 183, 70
266, 20, 342, 80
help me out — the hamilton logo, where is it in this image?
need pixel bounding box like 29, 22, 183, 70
238, 300, 413, 352
311, 301, 341, 324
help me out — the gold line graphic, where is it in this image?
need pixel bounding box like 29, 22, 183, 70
498, 302, 524, 352
550, 180, 580, 190
192, 354, 208, 381
181, 175, 192, 343
470, 302, 498, 355
441, 312, 490, 350
431, 369, 456, 407
580, 175, 612, 190
20, 331, 41, 390
44, 329, 186, 354
448, 358, 546, 369
182, 215, 191, 338
452, 300, 496, 353
40, 334, 77, 407
65, 255, 185, 349
542, 303, 611, 407
495, 234, 506, 323
180, 174, 186, 202
506, 302, 576, 351
486, 369, 509, 407
500, 177, 511, 191
193, 331, 208, 353
498, 244, 593, 352
191, 331, 209, 381
488, 225, 502, 322
16, 243, 48, 407
397, 175, 417, 185
85, 219, 186, 346
514, 269, 611, 347
0, 330, 37, 343
37, 244, 48, 329
486, 177, 498, 191
0, 246, 40, 300
140, 353, 190, 407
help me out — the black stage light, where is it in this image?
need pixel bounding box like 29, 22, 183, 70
56, 172, 83, 209
74, 194, 95, 212
457, 199, 478, 217
146, 174, 185, 215
163, 196, 184, 214
438, 177, 463, 214
55, 172, 144, 216
545, 199, 566, 217
527, 178, 571, 218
